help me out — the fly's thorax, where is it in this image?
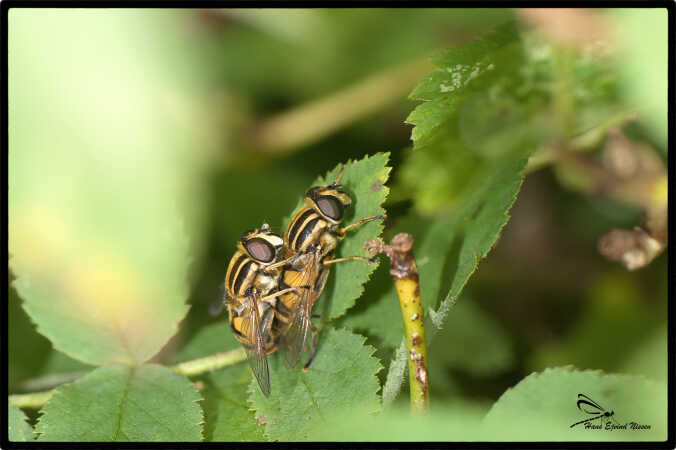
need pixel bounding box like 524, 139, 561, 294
254, 265, 282, 298
225, 250, 262, 299
285, 206, 330, 254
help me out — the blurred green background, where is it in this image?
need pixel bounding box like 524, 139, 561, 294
8, 7, 667, 436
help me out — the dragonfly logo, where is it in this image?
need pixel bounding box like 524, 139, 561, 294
569, 393, 652, 431
570, 394, 617, 428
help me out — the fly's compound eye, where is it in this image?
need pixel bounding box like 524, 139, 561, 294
245, 237, 276, 263
316, 195, 344, 221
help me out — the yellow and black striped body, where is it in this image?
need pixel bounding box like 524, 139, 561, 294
273, 249, 322, 333
274, 184, 352, 338
225, 225, 285, 354
225, 250, 279, 353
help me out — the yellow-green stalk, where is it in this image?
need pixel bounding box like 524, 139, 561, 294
365, 233, 429, 413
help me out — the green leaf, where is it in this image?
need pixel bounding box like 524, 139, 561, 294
8, 11, 212, 366
9, 286, 92, 392
406, 22, 523, 149
483, 367, 667, 441
282, 153, 391, 320
306, 403, 485, 441
248, 328, 382, 441
200, 366, 266, 442
167, 323, 262, 441
340, 151, 526, 405
35, 364, 203, 442
8, 405, 34, 441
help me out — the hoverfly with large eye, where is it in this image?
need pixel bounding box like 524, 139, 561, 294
222, 223, 307, 397
273, 165, 384, 369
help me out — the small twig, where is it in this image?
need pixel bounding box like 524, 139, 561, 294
365, 233, 429, 413
16, 371, 88, 393
9, 347, 248, 410
248, 56, 433, 155
171, 347, 247, 377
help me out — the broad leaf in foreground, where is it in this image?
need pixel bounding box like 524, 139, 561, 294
9, 405, 34, 442
9, 11, 209, 366
35, 364, 203, 441
249, 328, 382, 441
306, 403, 485, 441
483, 367, 667, 441
282, 153, 391, 320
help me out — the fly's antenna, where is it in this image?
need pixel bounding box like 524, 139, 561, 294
332, 163, 345, 186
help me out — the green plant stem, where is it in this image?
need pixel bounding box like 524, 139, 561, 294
9, 348, 248, 410
248, 56, 434, 155
365, 233, 429, 413
171, 348, 247, 377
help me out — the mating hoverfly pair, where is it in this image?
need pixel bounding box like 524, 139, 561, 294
220, 167, 383, 396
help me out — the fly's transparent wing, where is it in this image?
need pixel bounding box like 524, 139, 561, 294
240, 291, 271, 397
278, 251, 321, 369
208, 282, 227, 317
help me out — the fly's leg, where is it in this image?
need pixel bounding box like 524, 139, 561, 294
259, 285, 311, 302
337, 215, 384, 236
265, 252, 304, 271
323, 256, 378, 266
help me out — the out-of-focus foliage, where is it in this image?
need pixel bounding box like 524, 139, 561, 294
609, 9, 668, 150
9, 10, 213, 366
8, 8, 667, 443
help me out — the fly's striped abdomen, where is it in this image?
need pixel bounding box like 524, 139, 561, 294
285, 206, 330, 254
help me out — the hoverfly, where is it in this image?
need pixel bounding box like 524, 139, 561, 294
224, 223, 305, 396
275, 165, 384, 368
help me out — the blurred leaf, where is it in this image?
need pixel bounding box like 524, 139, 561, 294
200, 365, 265, 442
282, 153, 391, 320
9, 287, 92, 392
620, 324, 667, 383
249, 328, 382, 441
609, 9, 667, 150
406, 22, 522, 149
35, 364, 203, 442
306, 403, 485, 441
9, 11, 213, 365
9, 405, 34, 442
211, 9, 512, 106
484, 367, 667, 441
529, 271, 666, 373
